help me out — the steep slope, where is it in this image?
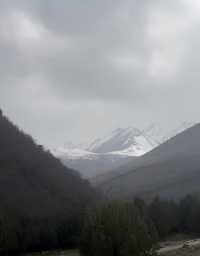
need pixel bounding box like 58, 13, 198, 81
0, 110, 95, 252
96, 123, 200, 200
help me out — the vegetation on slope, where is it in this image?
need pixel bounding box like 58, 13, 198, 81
80, 195, 200, 256
0, 110, 96, 254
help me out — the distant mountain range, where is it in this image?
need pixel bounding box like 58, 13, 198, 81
94, 122, 200, 201
53, 122, 194, 178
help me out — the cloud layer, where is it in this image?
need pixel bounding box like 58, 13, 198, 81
1, 0, 200, 148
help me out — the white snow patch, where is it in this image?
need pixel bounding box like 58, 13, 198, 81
108, 135, 154, 157
52, 147, 97, 160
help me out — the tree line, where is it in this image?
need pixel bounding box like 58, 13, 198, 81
80, 195, 200, 256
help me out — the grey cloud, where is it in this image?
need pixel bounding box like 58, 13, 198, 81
0, 0, 200, 148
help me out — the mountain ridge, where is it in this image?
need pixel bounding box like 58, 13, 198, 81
54, 123, 194, 178
96, 123, 200, 200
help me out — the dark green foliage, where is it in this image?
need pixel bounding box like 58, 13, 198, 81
80, 201, 158, 256
0, 110, 96, 254
81, 195, 200, 256
148, 197, 179, 237
148, 195, 200, 239
178, 195, 200, 234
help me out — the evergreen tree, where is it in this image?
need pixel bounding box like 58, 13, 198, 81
80, 201, 158, 256
148, 197, 178, 238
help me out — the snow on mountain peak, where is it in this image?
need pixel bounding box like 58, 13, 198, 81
52, 122, 196, 178
53, 122, 195, 161
87, 126, 153, 155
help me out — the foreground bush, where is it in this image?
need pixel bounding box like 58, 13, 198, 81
80, 201, 158, 256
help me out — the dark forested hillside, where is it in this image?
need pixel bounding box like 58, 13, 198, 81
0, 110, 95, 254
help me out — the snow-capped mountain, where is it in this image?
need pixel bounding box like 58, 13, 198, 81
53, 127, 154, 178
96, 122, 200, 200
86, 123, 194, 157
53, 122, 195, 178
87, 127, 154, 155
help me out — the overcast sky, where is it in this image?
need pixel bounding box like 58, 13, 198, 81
1, 0, 200, 149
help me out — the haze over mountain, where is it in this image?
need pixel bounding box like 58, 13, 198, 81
54, 123, 194, 178
95, 123, 200, 200
53, 127, 147, 178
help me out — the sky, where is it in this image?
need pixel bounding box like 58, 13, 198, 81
1, 0, 200, 149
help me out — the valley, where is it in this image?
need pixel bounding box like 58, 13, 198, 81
1, 0, 200, 255
0, 109, 200, 256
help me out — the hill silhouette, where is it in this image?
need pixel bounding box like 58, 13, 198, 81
0, 110, 95, 253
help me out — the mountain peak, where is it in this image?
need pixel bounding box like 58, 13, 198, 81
54, 122, 196, 179
96, 122, 200, 200
87, 126, 152, 155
